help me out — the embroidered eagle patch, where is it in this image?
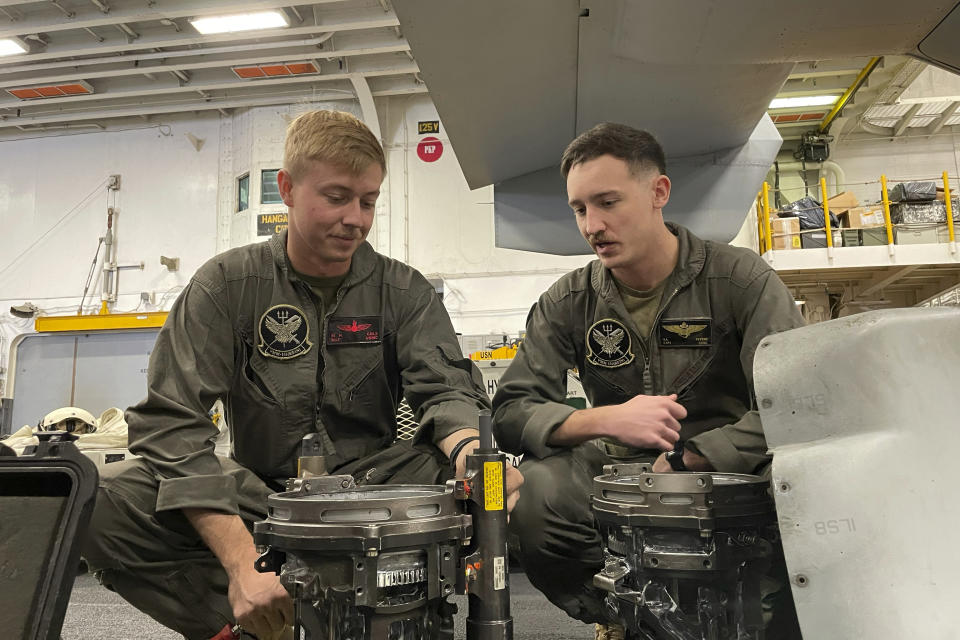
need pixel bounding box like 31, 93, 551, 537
258, 304, 313, 359
586, 318, 635, 368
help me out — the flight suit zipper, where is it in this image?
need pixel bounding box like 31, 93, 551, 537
639, 286, 681, 396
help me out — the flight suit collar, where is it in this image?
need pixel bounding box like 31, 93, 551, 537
591, 222, 707, 299
269, 230, 377, 287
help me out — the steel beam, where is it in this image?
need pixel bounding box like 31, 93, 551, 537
855, 265, 920, 300
0, 89, 358, 128
928, 101, 960, 135
0, 18, 399, 67
0, 63, 417, 111
0, 43, 410, 88
0, 0, 346, 40
893, 103, 922, 137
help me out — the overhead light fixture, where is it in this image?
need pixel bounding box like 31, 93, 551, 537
769, 95, 840, 109
0, 38, 28, 57
771, 112, 826, 123
189, 11, 289, 35
232, 60, 320, 79
7, 80, 94, 100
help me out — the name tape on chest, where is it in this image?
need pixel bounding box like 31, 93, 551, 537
586, 318, 635, 368
327, 316, 383, 345
659, 318, 712, 348
258, 304, 313, 360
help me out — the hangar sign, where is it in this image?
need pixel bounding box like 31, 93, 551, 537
258, 212, 288, 236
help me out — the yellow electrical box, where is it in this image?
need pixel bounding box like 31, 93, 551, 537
470, 344, 519, 361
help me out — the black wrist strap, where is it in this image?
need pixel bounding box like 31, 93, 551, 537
666, 440, 687, 472
449, 435, 480, 470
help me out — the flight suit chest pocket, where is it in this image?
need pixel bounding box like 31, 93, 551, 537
661, 318, 734, 398
236, 332, 285, 408
580, 364, 634, 406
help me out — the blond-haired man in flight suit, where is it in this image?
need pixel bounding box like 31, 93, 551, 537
83, 110, 521, 640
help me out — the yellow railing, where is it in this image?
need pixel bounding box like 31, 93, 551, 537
945, 171, 956, 246
762, 182, 772, 256
761, 170, 957, 256
879, 174, 895, 250
819, 177, 834, 249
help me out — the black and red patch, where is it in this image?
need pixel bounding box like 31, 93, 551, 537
327, 316, 382, 345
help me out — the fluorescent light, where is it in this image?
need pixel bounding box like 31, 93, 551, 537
769, 95, 840, 109
0, 38, 28, 57
190, 11, 289, 34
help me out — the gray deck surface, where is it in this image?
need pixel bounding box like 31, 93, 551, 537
63, 570, 595, 639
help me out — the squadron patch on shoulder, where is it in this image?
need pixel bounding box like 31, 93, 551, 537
258, 304, 313, 360
586, 318, 635, 368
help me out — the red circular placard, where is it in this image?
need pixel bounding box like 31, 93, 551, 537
417, 136, 444, 162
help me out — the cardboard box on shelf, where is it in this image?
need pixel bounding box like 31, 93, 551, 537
827, 191, 859, 214
839, 206, 886, 228
771, 216, 801, 250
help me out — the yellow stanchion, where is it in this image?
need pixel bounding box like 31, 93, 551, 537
944, 171, 956, 247
756, 193, 765, 253
880, 174, 895, 249
762, 182, 773, 257
820, 177, 833, 249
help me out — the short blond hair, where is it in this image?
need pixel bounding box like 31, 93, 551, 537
283, 110, 386, 182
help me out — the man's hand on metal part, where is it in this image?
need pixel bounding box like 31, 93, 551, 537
454, 439, 525, 514
228, 563, 294, 640
652, 448, 713, 473
607, 393, 686, 451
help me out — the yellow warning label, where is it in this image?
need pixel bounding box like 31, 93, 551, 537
483, 462, 504, 511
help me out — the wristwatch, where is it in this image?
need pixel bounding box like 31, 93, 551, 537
665, 441, 687, 472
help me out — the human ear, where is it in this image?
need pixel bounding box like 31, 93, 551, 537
653, 174, 671, 209
278, 169, 295, 207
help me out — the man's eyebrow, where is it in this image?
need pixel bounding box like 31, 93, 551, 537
569, 190, 620, 206
317, 182, 351, 191
592, 190, 620, 200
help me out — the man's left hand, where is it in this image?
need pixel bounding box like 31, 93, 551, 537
652, 449, 713, 473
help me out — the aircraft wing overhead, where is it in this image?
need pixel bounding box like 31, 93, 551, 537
394, 0, 960, 253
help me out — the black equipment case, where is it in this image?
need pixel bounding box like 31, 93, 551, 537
0, 432, 99, 639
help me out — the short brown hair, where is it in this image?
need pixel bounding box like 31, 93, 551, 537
560, 123, 666, 179
283, 110, 386, 181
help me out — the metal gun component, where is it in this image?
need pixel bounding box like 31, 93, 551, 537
256, 412, 515, 639
591, 464, 778, 639
452, 410, 513, 640
254, 474, 471, 639
296, 432, 328, 479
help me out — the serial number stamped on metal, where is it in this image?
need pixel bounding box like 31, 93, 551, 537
814, 518, 857, 536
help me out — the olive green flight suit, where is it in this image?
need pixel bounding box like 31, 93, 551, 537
492, 223, 805, 624
82, 231, 488, 638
